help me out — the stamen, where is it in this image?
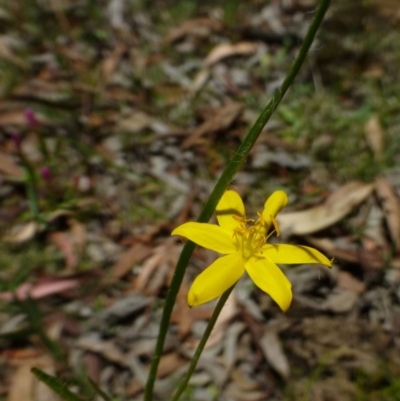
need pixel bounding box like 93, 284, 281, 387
257, 212, 265, 226
255, 235, 266, 248
270, 215, 281, 237
265, 230, 276, 241
232, 215, 255, 224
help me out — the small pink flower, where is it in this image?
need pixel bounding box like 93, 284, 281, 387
11, 132, 22, 152
40, 166, 51, 182
24, 108, 37, 127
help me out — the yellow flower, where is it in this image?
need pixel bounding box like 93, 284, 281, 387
172, 190, 332, 312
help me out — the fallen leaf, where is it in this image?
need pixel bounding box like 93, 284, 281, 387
0, 35, 26, 68
337, 271, 366, 294
68, 218, 86, 254
0, 150, 23, 178
167, 18, 222, 43
0, 109, 50, 127
171, 275, 193, 338
204, 42, 257, 66
77, 336, 128, 366
46, 209, 73, 221
277, 182, 374, 235
107, 243, 152, 282
375, 177, 400, 253
204, 291, 237, 349
0, 276, 82, 301
157, 353, 186, 378
7, 356, 59, 401
6, 364, 33, 401
11, 79, 72, 104
101, 44, 126, 82
182, 102, 244, 148
116, 111, 152, 134
306, 236, 384, 269
259, 330, 290, 379
230, 366, 261, 391
223, 322, 245, 372
133, 245, 166, 293
364, 116, 384, 161
322, 289, 358, 313
305, 237, 359, 263
364, 202, 387, 248
3, 221, 37, 243
48, 231, 77, 271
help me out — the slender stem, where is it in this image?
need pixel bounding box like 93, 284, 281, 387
171, 286, 234, 401
143, 1, 330, 399
21, 157, 41, 222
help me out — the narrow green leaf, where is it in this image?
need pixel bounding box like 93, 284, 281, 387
19, 298, 66, 361
31, 368, 85, 401
87, 378, 113, 401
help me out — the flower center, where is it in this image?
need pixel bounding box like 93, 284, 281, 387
233, 213, 281, 260
232, 214, 262, 259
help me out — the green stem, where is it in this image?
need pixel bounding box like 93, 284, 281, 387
144, 1, 330, 399
21, 156, 41, 222
171, 286, 234, 401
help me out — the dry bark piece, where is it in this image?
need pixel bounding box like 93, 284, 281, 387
204, 42, 257, 66
375, 177, 400, 253
277, 181, 374, 235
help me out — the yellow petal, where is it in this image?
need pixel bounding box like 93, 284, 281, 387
263, 244, 332, 267
188, 251, 244, 307
262, 190, 288, 231
216, 190, 246, 232
245, 256, 292, 312
172, 222, 237, 254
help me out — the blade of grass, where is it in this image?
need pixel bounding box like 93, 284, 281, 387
31, 368, 86, 401
87, 377, 113, 401
19, 298, 66, 362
